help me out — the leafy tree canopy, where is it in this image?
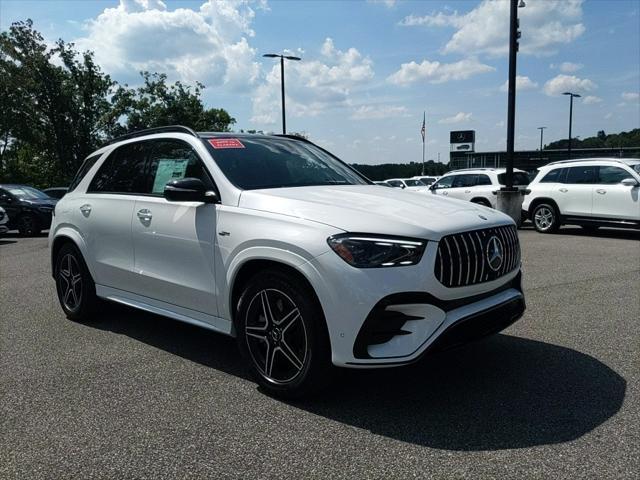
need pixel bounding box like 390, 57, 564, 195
545, 128, 640, 150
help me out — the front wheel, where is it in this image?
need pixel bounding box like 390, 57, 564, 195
235, 269, 333, 398
532, 203, 560, 233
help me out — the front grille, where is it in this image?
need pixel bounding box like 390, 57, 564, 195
435, 225, 520, 288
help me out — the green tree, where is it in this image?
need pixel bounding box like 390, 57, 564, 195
111, 72, 236, 134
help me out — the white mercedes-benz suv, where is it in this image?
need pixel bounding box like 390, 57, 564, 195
49, 126, 525, 397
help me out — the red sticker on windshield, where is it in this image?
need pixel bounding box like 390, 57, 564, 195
209, 138, 245, 149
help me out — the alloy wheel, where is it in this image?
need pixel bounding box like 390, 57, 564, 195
58, 253, 83, 312
534, 206, 555, 231
244, 288, 308, 384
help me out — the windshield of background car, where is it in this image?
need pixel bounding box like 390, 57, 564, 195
404, 179, 425, 187
202, 137, 368, 190
497, 172, 530, 185
8, 187, 50, 199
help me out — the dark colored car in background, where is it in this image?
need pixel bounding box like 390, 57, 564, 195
0, 184, 57, 236
43, 187, 68, 199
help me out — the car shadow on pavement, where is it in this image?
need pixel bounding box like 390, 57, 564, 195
87, 304, 626, 452
90, 302, 251, 380
292, 334, 626, 451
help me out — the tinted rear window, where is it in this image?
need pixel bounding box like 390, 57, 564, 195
566, 166, 597, 184
497, 172, 530, 185
88, 142, 149, 194
69, 153, 102, 192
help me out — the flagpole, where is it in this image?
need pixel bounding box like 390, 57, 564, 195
421, 111, 426, 175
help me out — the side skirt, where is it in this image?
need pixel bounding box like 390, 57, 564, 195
95, 284, 233, 336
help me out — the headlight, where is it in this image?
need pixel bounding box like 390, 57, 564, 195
327, 234, 427, 268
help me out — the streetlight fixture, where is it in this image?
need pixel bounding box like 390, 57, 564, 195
263, 53, 302, 134
537, 126, 547, 151
563, 92, 581, 159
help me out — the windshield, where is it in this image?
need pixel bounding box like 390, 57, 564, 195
8, 186, 50, 199
202, 137, 369, 190
497, 172, 530, 186
404, 179, 425, 187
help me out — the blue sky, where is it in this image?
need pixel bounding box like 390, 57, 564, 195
1, 0, 639, 164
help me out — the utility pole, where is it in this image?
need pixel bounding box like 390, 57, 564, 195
538, 126, 547, 151
263, 53, 302, 134
497, 0, 525, 225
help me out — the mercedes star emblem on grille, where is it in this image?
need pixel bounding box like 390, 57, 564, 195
486, 235, 504, 272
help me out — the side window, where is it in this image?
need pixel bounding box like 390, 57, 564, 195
539, 168, 561, 183
566, 166, 597, 184
68, 153, 102, 192
452, 174, 474, 188
88, 142, 149, 194
475, 174, 492, 186
598, 166, 632, 184
147, 140, 214, 196
434, 176, 454, 189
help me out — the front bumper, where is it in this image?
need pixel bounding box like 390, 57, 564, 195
301, 240, 525, 368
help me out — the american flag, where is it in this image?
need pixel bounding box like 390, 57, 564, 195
420, 112, 426, 142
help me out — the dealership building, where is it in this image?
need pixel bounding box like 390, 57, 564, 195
448, 130, 640, 173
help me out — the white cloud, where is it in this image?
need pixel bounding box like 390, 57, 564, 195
582, 95, 602, 105
75, 0, 261, 89
499, 75, 538, 92
543, 74, 597, 96
388, 57, 493, 85
351, 105, 409, 120
604, 112, 613, 119
553, 62, 584, 73
368, 0, 397, 7
438, 112, 472, 124
621, 92, 640, 101
400, 0, 585, 57
251, 38, 375, 124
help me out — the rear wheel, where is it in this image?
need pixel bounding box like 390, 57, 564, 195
532, 203, 560, 233
235, 269, 333, 398
18, 214, 40, 236
55, 243, 100, 321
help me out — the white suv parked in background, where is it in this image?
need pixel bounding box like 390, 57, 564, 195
523, 158, 640, 233
385, 178, 430, 192
50, 126, 525, 397
430, 168, 530, 209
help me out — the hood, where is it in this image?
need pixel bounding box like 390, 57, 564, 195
239, 185, 513, 240
22, 197, 57, 207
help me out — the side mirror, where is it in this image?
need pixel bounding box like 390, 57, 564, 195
429, 184, 436, 191
621, 178, 639, 187
164, 178, 218, 203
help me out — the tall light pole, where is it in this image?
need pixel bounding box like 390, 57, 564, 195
563, 92, 581, 159
263, 53, 301, 134
497, 0, 525, 225
537, 126, 547, 151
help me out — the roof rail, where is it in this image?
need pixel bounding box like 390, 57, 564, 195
547, 157, 625, 166
447, 167, 497, 173
105, 125, 200, 146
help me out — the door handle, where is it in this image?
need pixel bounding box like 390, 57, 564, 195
464, 190, 471, 193
443, 191, 448, 195
137, 209, 152, 220
559, 188, 568, 193
596, 189, 606, 195
79, 204, 91, 217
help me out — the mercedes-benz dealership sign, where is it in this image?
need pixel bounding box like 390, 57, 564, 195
450, 130, 475, 152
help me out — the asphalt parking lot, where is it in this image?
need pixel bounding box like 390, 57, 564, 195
1, 227, 639, 479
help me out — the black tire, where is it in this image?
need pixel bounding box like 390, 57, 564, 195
18, 214, 40, 236
471, 198, 492, 208
532, 203, 560, 233
235, 269, 333, 398
54, 243, 100, 321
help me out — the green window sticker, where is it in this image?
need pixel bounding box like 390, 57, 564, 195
152, 158, 189, 194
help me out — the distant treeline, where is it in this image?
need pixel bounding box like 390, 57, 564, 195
545, 128, 640, 150
351, 161, 449, 181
